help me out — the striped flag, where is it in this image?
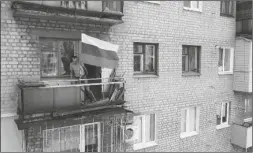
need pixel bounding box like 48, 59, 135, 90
80, 33, 119, 68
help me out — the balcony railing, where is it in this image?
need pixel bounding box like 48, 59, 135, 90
231, 122, 252, 149
17, 77, 125, 117
22, 1, 123, 13
12, 1, 124, 25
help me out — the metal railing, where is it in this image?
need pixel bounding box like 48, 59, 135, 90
18, 77, 125, 116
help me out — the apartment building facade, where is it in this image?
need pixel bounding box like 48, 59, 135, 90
1, 0, 251, 152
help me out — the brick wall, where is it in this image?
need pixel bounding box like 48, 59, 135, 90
1, 1, 246, 152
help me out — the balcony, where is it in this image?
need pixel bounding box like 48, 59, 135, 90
11, 1, 124, 25
231, 122, 252, 149
17, 77, 126, 118
233, 37, 252, 93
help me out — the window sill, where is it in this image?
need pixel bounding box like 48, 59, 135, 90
133, 142, 158, 151
216, 124, 230, 130
183, 7, 202, 13
218, 72, 233, 75
220, 13, 235, 18
182, 72, 201, 77
133, 74, 159, 78
180, 131, 198, 139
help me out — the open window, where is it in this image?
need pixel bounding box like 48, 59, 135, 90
183, 1, 203, 12
218, 47, 234, 74
180, 106, 200, 138
182, 45, 201, 75
216, 102, 231, 129
131, 114, 157, 150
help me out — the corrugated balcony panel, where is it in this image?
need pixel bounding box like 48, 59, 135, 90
231, 124, 252, 149
234, 37, 252, 93
18, 78, 125, 116
21, 87, 81, 114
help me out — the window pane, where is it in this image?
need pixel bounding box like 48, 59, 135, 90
228, 1, 233, 15
244, 97, 252, 119
218, 48, 224, 72
43, 126, 80, 152
216, 104, 221, 125
134, 45, 143, 53
191, 1, 199, 9
145, 45, 155, 72
242, 19, 252, 33
135, 117, 143, 143
221, 1, 225, 14
182, 55, 188, 72
184, 1, 190, 7
222, 103, 228, 123
41, 52, 58, 77
236, 21, 243, 33
134, 55, 143, 72
181, 109, 187, 133
189, 107, 196, 132
85, 124, 98, 152
150, 114, 156, 141
188, 47, 198, 72
145, 115, 151, 142
224, 49, 231, 71
59, 41, 75, 76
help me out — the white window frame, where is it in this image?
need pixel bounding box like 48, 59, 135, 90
180, 107, 200, 139
183, 1, 203, 12
218, 47, 234, 75
133, 114, 157, 150
244, 97, 252, 122
42, 122, 101, 152
216, 102, 230, 130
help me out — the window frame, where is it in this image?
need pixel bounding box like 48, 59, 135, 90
42, 122, 101, 152
40, 37, 80, 79
216, 102, 230, 129
133, 114, 158, 150
183, 1, 203, 12
244, 96, 252, 122
218, 47, 234, 75
220, 1, 235, 17
180, 106, 200, 138
182, 45, 201, 75
133, 42, 159, 76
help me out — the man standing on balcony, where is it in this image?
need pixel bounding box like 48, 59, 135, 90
70, 56, 96, 103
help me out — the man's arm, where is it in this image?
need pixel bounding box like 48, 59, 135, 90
70, 63, 73, 78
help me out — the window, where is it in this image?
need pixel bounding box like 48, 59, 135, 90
133, 114, 157, 150
40, 38, 79, 77
183, 1, 203, 12
43, 123, 100, 152
244, 96, 252, 121
182, 45, 201, 75
218, 47, 234, 74
220, 1, 235, 17
181, 107, 200, 138
133, 43, 158, 75
236, 19, 252, 34
216, 102, 230, 129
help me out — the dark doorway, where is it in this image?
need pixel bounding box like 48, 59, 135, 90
84, 64, 102, 100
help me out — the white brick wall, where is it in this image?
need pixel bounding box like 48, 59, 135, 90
1, 1, 246, 152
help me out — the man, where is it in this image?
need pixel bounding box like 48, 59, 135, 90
61, 52, 71, 75
70, 56, 96, 102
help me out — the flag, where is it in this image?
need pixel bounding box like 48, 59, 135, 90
80, 33, 119, 69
